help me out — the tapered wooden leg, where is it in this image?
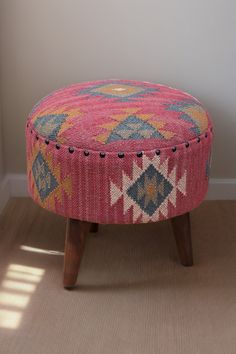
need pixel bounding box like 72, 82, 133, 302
90, 223, 99, 233
171, 212, 193, 266
63, 218, 91, 289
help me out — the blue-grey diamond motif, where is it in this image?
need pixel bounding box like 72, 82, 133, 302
107, 115, 164, 142
127, 164, 173, 216
32, 152, 58, 201
33, 114, 67, 141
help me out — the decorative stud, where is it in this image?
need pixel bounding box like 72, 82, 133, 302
172, 146, 177, 152
197, 137, 201, 143
205, 132, 208, 138
69, 147, 74, 154
36, 135, 39, 140
118, 152, 124, 158
56, 144, 60, 150
100, 152, 106, 158
137, 151, 143, 158
45, 139, 49, 145
84, 150, 89, 156
155, 149, 161, 156
185, 142, 189, 148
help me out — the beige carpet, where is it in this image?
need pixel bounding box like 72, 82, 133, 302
0, 198, 236, 354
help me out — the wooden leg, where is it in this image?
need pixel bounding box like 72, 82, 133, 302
171, 212, 193, 266
90, 223, 99, 233
63, 218, 91, 289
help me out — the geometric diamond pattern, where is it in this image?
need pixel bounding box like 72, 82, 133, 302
95, 108, 176, 144
32, 151, 58, 201
33, 114, 67, 141
107, 115, 165, 143
166, 100, 209, 135
127, 164, 173, 216
110, 154, 187, 222
29, 80, 211, 156
79, 82, 158, 102
28, 140, 72, 213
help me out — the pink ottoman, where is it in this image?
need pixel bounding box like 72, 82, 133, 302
26, 80, 213, 288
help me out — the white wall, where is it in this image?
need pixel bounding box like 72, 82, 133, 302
0, 110, 4, 183
0, 105, 8, 212
0, 0, 236, 178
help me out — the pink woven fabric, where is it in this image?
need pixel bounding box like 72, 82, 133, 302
26, 80, 213, 224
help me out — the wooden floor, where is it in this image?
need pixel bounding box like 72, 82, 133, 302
0, 198, 236, 354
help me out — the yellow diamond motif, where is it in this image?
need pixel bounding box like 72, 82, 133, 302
92, 84, 145, 98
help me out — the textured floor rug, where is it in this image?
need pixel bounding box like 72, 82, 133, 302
0, 198, 236, 354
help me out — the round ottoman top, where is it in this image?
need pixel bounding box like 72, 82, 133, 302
26, 80, 213, 224
28, 79, 212, 154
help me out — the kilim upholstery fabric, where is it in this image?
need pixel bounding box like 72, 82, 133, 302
26, 80, 213, 224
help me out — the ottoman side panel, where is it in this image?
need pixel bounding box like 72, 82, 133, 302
107, 132, 213, 224
26, 125, 213, 224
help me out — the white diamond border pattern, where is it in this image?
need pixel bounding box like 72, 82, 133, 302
110, 154, 187, 222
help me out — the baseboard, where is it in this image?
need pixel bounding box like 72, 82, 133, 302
0, 174, 236, 214
206, 178, 236, 200
0, 174, 28, 214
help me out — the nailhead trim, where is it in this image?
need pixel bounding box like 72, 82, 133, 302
118, 152, 125, 158
30, 127, 212, 156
